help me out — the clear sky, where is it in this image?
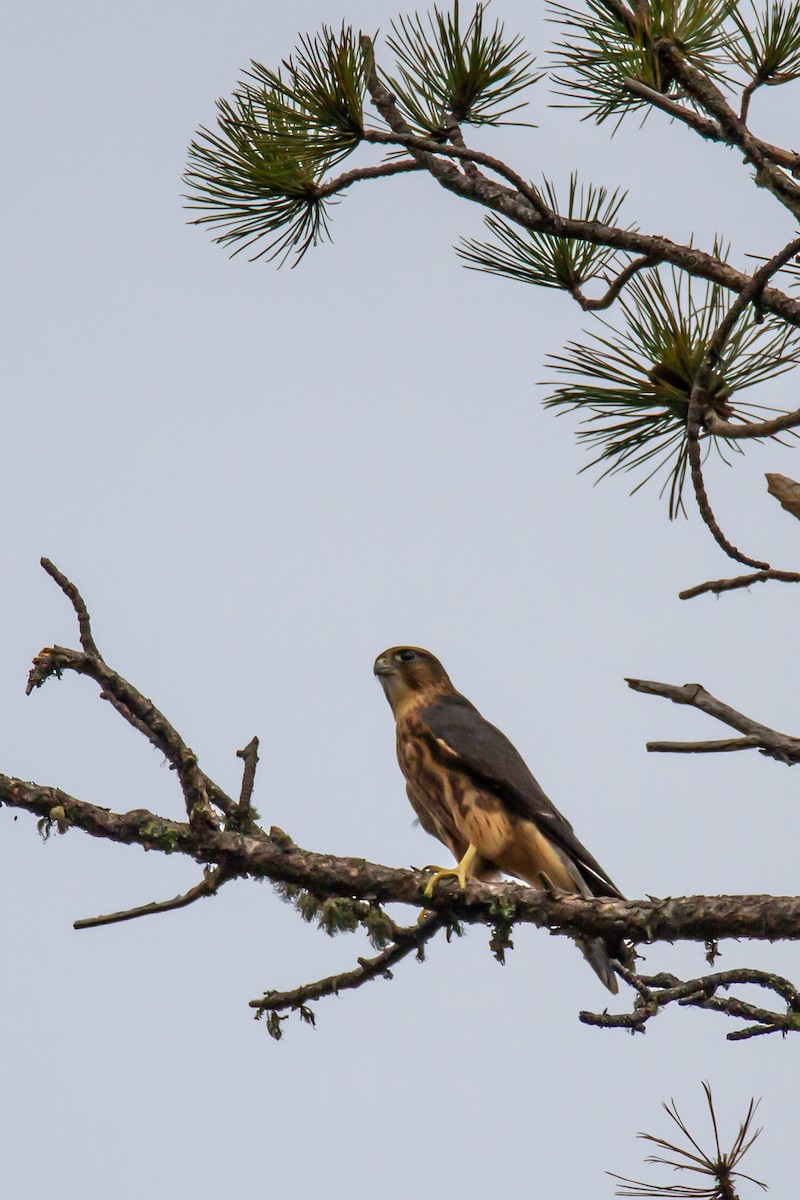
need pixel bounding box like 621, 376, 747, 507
3, 2, 799, 1197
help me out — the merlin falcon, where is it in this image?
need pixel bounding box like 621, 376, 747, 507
374, 645, 624, 992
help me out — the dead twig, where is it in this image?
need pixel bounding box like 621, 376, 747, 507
27, 559, 234, 826
74, 865, 232, 930
250, 912, 447, 1035
646, 737, 762, 755
234, 736, 260, 827
680, 569, 800, 600
627, 677, 800, 765
582, 965, 800, 1041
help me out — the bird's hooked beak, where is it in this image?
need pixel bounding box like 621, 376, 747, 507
373, 655, 395, 678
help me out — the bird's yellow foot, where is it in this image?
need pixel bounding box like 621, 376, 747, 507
423, 864, 467, 898
422, 844, 479, 899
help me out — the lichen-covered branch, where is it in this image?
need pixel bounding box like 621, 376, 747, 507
12, 765, 800, 943
250, 912, 448, 1038
582, 965, 800, 1041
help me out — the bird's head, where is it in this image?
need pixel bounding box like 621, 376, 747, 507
373, 646, 452, 715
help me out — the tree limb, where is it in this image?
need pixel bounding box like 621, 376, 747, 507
356, 41, 800, 329
646, 736, 762, 755
9, 769, 800, 944
569, 255, 659, 311
679, 569, 800, 600
317, 158, 423, 198
704, 407, 800, 440
582, 965, 800, 1041
655, 39, 800, 221
626, 677, 800, 764
684, 236, 800, 569
249, 912, 448, 1033
10, 565, 800, 1038
27, 559, 235, 828
73, 865, 232, 930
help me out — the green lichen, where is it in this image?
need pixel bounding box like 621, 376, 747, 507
139, 820, 182, 854
362, 906, 395, 949
318, 897, 361, 936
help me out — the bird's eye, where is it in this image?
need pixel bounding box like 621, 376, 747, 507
396, 649, 417, 663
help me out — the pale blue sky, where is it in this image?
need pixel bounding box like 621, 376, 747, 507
3, 3, 799, 1196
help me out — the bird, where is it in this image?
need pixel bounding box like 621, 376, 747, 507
374, 645, 624, 993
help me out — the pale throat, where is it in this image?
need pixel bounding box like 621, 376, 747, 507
381, 675, 425, 720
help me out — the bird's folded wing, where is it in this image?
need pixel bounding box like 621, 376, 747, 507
420, 695, 623, 899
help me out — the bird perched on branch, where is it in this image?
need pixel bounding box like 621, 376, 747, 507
374, 645, 624, 993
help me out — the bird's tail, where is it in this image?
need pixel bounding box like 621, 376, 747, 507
575, 936, 619, 994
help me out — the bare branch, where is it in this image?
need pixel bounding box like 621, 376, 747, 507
766, 472, 800, 519
623, 76, 723, 139
40, 557, 99, 658
705, 407, 800, 439
626, 677, 800, 764
623, 73, 800, 175
316, 158, 423, 198
444, 114, 482, 182
28, 560, 234, 826
249, 912, 447, 1022
646, 736, 762, 755
570, 255, 659, 311
685, 401, 769, 568
73, 865, 231, 930
582, 965, 800, 1040
235, 736, 259, 825
680, 569, 800, 600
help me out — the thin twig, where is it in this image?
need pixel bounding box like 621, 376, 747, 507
362, 127, 549, 217
623, 70, 799, 172
740, 78, 759, 124
685, 235, 800, 568
444, 114, 482, 181
704, 406, 800, 439
646, 736, 762, 754
581, 965, 800, 1040
40, 557, 99, 658
317, 158, 423, 198
74, 866, 231, 930
570, 255, 659, 310
249, 912, 446, 1015
623, 76, 723, 138
235, 736, 259, 820
680, 569, 800, 600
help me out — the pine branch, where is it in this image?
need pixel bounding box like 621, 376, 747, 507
684, 235, 800, 565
